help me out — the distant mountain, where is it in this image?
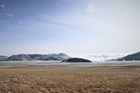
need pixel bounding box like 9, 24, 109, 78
62, 58, 92, 63
2, 53, 70, 61
0, 56, 7, 61
5, 54, 32, 61
117, 52, 140, 61
38, 53, 70, 60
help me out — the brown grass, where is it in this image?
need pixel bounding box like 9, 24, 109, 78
0, 64, 140, 93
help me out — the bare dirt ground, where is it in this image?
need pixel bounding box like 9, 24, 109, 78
0, 62, 140, 93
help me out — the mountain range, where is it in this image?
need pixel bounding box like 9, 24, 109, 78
0, 52, 140, 62
0, 53, 70, 61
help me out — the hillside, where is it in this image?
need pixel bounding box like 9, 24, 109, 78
0, 56, 7, 61
62, 58, 92, 63
118, 52, 140, 61
2, 53, 70, 61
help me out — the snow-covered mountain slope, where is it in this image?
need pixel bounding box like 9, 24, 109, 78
3, 53, 70, 61
0, 56, 7, 61
5, 54, 32, 61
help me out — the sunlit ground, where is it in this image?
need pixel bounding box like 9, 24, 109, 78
0, 62, 140, 93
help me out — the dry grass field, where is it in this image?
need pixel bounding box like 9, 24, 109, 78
0, 63, 140, 93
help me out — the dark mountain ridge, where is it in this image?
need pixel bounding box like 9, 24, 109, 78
117, 52, 140, 61
62, 58, 92, 63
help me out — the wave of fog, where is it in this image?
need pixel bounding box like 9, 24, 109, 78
0, 61, 140, 67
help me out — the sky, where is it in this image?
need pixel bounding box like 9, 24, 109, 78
0, 0, 140, 56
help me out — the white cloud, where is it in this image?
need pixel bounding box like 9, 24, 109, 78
1, 0, 140, 55
18, 21, 23, 24
85, 3, 96, 14
0, 4, 5, 8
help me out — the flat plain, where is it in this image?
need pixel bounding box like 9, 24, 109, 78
0, 62, 140, 93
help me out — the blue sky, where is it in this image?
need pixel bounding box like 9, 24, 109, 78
0, 0, 140, 56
